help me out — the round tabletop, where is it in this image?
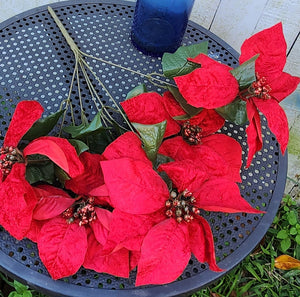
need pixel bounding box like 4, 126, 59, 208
0, 1, 287, 296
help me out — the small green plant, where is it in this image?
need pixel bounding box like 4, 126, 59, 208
272, 195, 300, 256
192, 194, 300, 297
0, 273, 46, 297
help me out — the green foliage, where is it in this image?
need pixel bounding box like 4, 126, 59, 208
167, 85, 202, 118
162, 42, 208, 78
230, 55, 258, 90
192, 194, 300, 297
0, 273, 45, 297
22, 110, 65, 141
126, 84, 147, 99
25, 155, 56, 185
63, 111, 106, 139
215, 98, 248, 125
133, 121, 166, 165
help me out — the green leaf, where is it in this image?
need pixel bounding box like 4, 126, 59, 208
63, 112, 106, 139
8, 292, 21, 297
13, 280, 30, 294
277, 229, 289, 239
126, 84, 147, 99
22, 292, 32, 297
162, 42, 208, 78
288, 211, 298, 225
230, 54, 258, 89
290, 227, 298, 235
216, 98, 248, 125
68, 139, 89, 155
54, 165, 70, 185
296, 234, 300, 245
25, 155, 56, 185
133, 121, 167, 164
167, 85, 202, 117
245, 263, 262, 281
281, 238, 292, 252
86, 130, 112, 154
22, 109, 65, 141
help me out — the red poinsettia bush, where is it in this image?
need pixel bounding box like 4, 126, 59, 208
0, 22, 298, 287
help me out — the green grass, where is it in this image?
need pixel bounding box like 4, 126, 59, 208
1, 194, 300, 297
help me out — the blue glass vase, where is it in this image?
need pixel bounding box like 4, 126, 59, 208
131, 0, 195, 56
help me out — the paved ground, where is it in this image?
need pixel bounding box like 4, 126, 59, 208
282, 90, 300, 202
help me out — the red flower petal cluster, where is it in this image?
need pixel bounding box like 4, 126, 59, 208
100, 130, 261, 285
0, 101, 84, 240
239, 23, 300, 167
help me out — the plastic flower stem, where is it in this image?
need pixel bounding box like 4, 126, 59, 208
81, 51, 175, 88
48, 6, 133, 132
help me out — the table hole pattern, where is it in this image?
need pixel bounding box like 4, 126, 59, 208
0, 1, 285, 294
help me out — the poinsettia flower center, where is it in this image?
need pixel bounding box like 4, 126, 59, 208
249, 73, 272, 100
62, 196, 97, 226
165, 189, 200, 223
181, 121, 202, 145
0, 146, 24, 180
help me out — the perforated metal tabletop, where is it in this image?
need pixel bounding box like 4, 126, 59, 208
0, 1, 287, 296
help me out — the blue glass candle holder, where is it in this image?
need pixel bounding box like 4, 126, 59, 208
131, 0, 195, 56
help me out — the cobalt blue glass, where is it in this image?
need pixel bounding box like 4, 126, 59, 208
131, 0, 195, 56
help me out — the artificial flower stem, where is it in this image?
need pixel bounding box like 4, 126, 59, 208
48, 6, 134, 132
81, 51, 175, 88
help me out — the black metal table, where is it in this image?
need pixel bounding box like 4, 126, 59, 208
0, 1, 287, 296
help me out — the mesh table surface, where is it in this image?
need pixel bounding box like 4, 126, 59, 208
0, 1, 287, 296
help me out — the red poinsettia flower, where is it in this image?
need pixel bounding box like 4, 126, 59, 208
28, 152, 130, 280
173, 54, 240, 108
122, 90, 241, 181
239, 23, 300, 167
121, 90, 225, 139
0, 101, 84, 240
99, 132, 261, 286
0, 101, 43, 239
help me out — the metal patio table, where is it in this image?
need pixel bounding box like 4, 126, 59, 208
0, 1, 287, 296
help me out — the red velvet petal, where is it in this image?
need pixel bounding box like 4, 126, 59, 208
194, 177, 263, 214
23, 136, 84, 178
240, 23, 287, 81
121, 93, 179, 138
65, 152, 104, 195
158, 160, 208, 193
189, 217, 223, 272
135, 219, 190, 286
0, 163, 37, 240
159, 137, 232, 179
26, 219, 45, 243
101, 158, 169, 214
102, 132, 152, 166
253, 98, 289, 155
130, 251, 141, 271
4, 101, 44, 147
37, 216, 87, 280
161, 91, 186, 118
269, 72, 300, 102
245, 99, 263, 168
33, 185, 74, 220
84, 228, 130, 278
201, 134, 242, 182
188, 53, 232, 71
174, 54, 239, 109
187, 109, 225, 136
90, 208, 112, 245
103, 209, 165, 252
